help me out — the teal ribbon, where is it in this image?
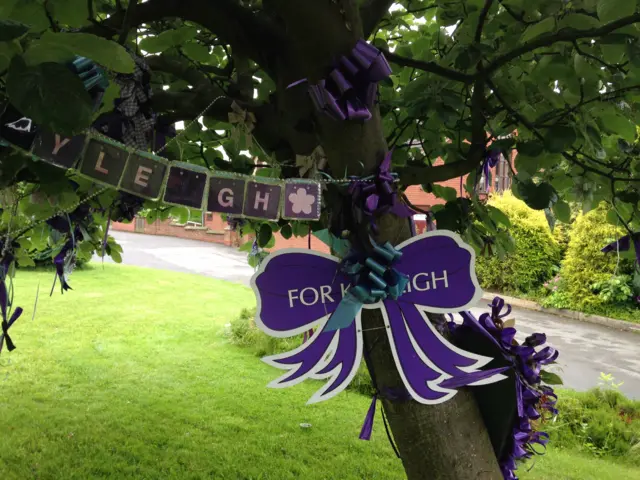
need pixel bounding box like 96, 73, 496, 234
323, 242, 409, 332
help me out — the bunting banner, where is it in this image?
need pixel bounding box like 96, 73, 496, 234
0, 117, 322, 223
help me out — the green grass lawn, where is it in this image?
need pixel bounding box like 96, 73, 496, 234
0, 265, 638, 480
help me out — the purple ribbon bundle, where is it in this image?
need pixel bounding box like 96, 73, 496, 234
348, 151, 415, 234
289, 39, 392, 121
452, 298, 559, 480
482, 149, 501, 192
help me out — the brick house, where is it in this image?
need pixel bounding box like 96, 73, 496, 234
112, 151, 514, 253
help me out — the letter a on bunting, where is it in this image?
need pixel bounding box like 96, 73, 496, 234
250, 231, 508, 404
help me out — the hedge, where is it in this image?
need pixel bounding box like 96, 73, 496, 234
547, 204, 634, 312
476, 192, 562, 294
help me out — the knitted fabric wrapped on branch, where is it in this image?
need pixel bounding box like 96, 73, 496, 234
289, 40, 392, 121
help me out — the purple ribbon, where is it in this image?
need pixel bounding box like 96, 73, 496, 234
288, 40, 391, 121
349, 151, 415, 233
602, 233, 640, 267
0, 264, 22, 353
482, 149, 501, 191
359, 394, 377, 440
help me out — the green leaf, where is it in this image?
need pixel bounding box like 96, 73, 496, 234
552, 200, 571, 223
516, 141, 544, 157
182, 42, 211, 63
558, 13, 602, 30
0, 40, 22, 72
432, 184, 458, 202
110, 249, 123, 264
597, 0, 635, 24
239, 240, 254, 252
257, 224, 273, 248
516, 180, 558, 210
51, 0, 89, 27
521, 17, 556, 44
95, 82, 121, 118
280, 224, 293, 240
544, 126, 577, 153
0, 19, 29, 42
540, 370, 564, 385
31, 32, 134, 73
487, 206, 511, 228
139, 27, 198, 54
599, 112, 636, 142
7, 58, 94, 136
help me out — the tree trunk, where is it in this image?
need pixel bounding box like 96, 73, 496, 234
272, 1, 502, 478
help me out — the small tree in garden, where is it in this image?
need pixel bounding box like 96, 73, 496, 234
2, 1, 640, 479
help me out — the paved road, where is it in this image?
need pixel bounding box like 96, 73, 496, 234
102, 231, 640, 399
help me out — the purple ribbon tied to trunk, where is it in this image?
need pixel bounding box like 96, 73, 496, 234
452, 297, 559, 480
250, 231, 507, 405
349, 150, 415, 233
288, 39, 392, 121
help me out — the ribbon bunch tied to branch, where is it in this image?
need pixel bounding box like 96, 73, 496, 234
323, 241, 409, 332
453, 297, 559, 480
349, 150, 415, 234
288, 39, 392, 121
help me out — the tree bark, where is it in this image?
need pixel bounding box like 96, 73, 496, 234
270, 2, 502, 478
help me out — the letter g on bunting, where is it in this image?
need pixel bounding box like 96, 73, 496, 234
250, 231, 508, 404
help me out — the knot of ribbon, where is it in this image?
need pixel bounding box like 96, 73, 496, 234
287, 39, 392, 121
348, 151, 415, 234
323, 241, 409, 332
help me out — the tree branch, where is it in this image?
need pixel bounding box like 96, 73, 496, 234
360, 0, 395, 39
474, 0, 495, 43
398, 78, 487, 185
118, 0, 138, 45
85, 0, 284, 76
484, 13, 640, 75
383, 49, 474, 84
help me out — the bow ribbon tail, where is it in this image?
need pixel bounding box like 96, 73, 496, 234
322, 287, 366, 332
359, 393, 378, 441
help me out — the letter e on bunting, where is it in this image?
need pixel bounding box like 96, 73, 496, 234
250, 231, 508, 404
119, 152, 168, 201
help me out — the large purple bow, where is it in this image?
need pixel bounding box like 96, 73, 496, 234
289, 40, 392, 122
251, 231, 507, 404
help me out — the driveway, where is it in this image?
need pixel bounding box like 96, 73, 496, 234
103, 231, 640, 399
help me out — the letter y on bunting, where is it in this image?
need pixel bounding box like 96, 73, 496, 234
250, 231, 508, 404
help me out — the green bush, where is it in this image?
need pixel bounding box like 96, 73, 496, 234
229, 308, 375, 396
545, 204, 635, 313
476, 192, 562, 294
550, 382, 640, 465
